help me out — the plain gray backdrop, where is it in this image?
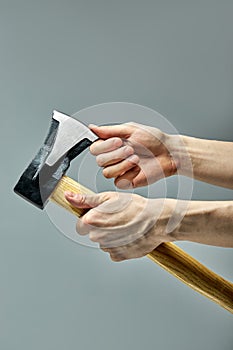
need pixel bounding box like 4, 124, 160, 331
0, 1, 233, 349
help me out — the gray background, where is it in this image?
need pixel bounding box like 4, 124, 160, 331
0, 0, 233, 349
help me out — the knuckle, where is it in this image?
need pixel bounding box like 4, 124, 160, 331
127, 154, 139, 165
126, 121, 137, 128
110, 254, 122, 262
109, 249, 126, 262
79, 194, 86, 205
83, 209, 101, 226
111, 254, 125, 262
82, 213, 94, 225
100, 246, 109, 252
89, 232, 99, 242
76, 222, 83, 235
76, 221, 88, 235
113, 137, 123, 147
124, 145, 134, 155
101, 191, 116, 202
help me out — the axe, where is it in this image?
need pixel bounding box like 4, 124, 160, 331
14, 110, 233, 313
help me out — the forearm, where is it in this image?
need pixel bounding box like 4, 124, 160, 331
183, 136, 233, 188
168, 200, 233, 247
167, 134, 233, 188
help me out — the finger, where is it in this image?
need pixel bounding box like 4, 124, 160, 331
109, 245, 148, 261
99, 245, 124, 258
114, 166, 141, 189
103, 155, 140, 179
90, 137, 123, 156
110, 254, 125, 262
76, 218, 91, 236
100, 245, 109, 252
65, 191, 111, 209
89, 231, 107, 243
108, 246, 129, 262
88, 124, 133, 139
96, 145, 134, 167
115, 161, 156, 188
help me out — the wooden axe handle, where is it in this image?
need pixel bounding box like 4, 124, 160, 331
51, 175, 233, 313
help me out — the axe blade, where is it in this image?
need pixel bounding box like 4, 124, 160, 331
14, 110, 98, 209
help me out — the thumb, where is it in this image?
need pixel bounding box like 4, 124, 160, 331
88, 123, 133, 139
64, 191, 110, 209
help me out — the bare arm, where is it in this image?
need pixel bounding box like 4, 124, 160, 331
170, 135, 233, 189
89, 123, 233, 189
171, 200, 233, 247
65, 191, 233, 261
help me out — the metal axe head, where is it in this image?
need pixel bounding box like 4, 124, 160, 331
14, 110, 98, 209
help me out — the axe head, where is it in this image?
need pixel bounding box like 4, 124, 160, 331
14, 110, 98, 209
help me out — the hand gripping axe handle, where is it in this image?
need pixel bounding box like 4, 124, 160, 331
14, 110, 233, 313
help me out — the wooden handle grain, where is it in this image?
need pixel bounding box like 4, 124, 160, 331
51, 175, 233, 313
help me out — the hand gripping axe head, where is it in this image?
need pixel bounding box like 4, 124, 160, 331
14, 110, 98, 209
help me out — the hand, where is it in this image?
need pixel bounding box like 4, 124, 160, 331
65, 191, 173, 261
89, 122, 178, 189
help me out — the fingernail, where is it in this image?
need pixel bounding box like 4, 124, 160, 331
128, 154, 139, 164
117, 179, 132, 189
64, 191, 75, 197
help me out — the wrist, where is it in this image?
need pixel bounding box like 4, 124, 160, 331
151, 198, 178, 244
165, 134, 194, 177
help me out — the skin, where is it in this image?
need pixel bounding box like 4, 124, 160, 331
87, 122, 178, 189
65, 123, 233, 261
